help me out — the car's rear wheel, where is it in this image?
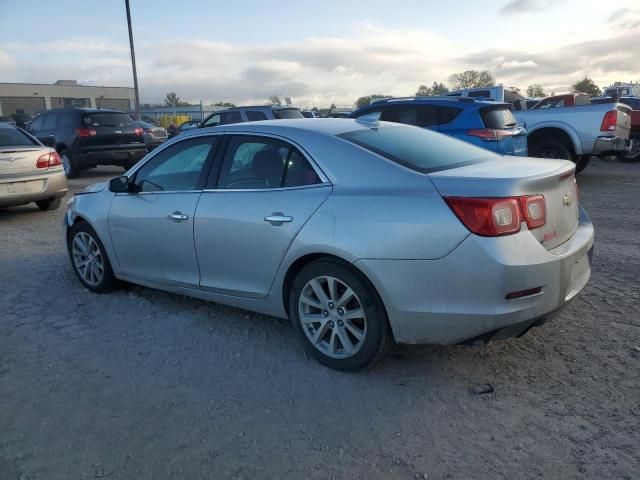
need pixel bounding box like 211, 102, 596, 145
289, 259, 392, 371
60, 149, 81, 179
36, 197, 61, 211
530, 141, 573, 162
67, 222, 118, 293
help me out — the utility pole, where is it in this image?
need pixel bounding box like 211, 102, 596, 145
125, 0, 141, 120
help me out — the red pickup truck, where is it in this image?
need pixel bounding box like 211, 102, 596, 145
530, 93, 591, 109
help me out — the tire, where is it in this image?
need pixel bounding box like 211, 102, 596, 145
574, 155, 591, 173
530, 141, 574, 162
60, 149, 82, 179
36, 197, 62, 211
67, 222, 119, 293
289, 259, 393, 371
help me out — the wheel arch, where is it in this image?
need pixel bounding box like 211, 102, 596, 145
527, 125, 580, 157
281, 253, 389, 324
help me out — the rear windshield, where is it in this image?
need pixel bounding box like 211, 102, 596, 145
273, 109, 304, 120
338, 125, 490, 173
83, 113, 134, 128
481, 107, 518, 129
0, 127, 37, 146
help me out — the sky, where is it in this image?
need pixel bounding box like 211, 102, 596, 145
0, 0, 639, 108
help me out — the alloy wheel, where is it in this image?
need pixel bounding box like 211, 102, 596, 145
298, 275, 367, 359
61, 153, 71, 175
71, 231, 104, 287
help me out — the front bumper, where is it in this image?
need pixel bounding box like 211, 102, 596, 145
0, 169, 68, 208
593, 136, 627, 154
355, 206, 594, 345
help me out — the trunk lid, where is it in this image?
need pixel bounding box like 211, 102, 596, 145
430, 157, 579, 250
0, 145, 51, 177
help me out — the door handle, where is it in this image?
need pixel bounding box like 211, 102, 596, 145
167, 211, 189, 222
264, 213, 293, 224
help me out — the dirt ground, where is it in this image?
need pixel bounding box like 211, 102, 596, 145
1, 158, 639, 480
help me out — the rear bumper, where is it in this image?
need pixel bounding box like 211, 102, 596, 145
355, 206, 594, 345
74, 145, 147, 167
0, 169, 68, 207
593, 136, 627, 154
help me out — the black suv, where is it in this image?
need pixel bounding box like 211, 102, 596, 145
28, 108, 147, 178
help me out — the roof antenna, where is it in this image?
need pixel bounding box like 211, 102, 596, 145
355, 111, 381, 127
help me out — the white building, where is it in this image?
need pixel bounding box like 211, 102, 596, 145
0, 80, 136, 118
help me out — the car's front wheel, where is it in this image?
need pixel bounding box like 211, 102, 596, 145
67, 222, 119, 293
289, 259, 393, 371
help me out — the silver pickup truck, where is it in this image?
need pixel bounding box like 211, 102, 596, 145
447, 86, 631, 172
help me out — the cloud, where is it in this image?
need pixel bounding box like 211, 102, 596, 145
499, 0, 559, 16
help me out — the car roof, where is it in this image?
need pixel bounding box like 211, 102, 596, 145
188, 118, 373, 137
362, 96, 508, 109
42, 108, 125, 114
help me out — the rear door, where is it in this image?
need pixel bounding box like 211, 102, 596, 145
108, 135, 220, 286
194, 134, 331, 298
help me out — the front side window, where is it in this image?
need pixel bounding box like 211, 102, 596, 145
338, 125, 490, 173
217, 135, 320, 189
43, 114, 57, 130
203, 114, 221, 127
133, 136, 219, 192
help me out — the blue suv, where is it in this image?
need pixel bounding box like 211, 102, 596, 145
350, 97, 528, 156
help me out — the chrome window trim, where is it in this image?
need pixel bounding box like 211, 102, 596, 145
202, 183, 331, 193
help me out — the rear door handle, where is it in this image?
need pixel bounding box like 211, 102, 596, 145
264, 213, 293, 224
168, 211, 189, 222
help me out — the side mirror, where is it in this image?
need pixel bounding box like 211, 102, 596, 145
40, 136, 55, 147
109, 175, 132, 193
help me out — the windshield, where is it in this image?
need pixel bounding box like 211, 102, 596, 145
83, 113, 134, 128
0, 127, 37, 146
273, 109, 304, 119
338, 125, 490, 173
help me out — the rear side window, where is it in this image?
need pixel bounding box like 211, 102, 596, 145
273, 109, 304, 119
0, 127, 37, 146
480, 107, 518, 129
339, 125, 489, 173
246, 111, 268, 121
83, 113, 133, 128
379, 105, 461, 127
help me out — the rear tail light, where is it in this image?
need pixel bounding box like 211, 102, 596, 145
134, 127, 143, 136
444, 195, 547, 237
600, 110, 617, 131
74, 127, 97, 137
36, 151, 62, 169
467, 129, 515, 141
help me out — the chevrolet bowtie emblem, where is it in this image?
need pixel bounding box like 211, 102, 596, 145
563, 193, 573, 206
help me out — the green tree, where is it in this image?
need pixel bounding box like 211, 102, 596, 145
571, 76, 600, 97
430, 81, 449, 95
268, 95, 281, 106
415, 84, 431, 96
449, 70, 495, 90
164, 92, 188, 107
354, 94, 390, 108
214, 101, 236, 107
526, 84, 547, 97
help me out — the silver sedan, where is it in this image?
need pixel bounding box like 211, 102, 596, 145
64, 119, 594, 371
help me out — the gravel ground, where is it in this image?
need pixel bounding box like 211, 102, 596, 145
1, 159, 639, 480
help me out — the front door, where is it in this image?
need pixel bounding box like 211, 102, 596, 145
194, 134, 331, 298
109, 135, 220, 287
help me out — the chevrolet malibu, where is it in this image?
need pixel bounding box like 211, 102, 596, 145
65, 119, 594, 371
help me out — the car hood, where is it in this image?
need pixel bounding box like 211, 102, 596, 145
77, 181, 108, 195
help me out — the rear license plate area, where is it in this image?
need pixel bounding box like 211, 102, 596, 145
0, 180, 45, 195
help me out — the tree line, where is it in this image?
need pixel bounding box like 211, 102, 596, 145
162, 71, 604, 110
